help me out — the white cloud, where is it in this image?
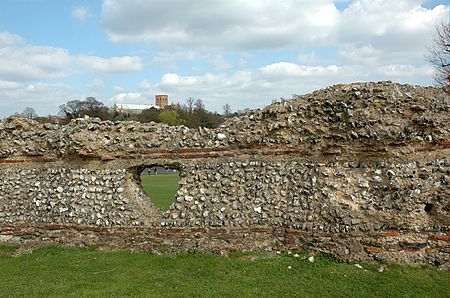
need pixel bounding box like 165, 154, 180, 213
337, 44, 382, 65
0, 45, 71, 81
87, 79, 105, 91
0, 82, 73, 117
101, 0, 339, 49
2, 1, 447, 119
0, 31, 143, 82
260, 62, 340, 77
133, 62, 361, 111
336, 2, 447, 59
113, 86, 126, 94
0, 80, 21, 89
152, 51, 198, 67
72, 6, 92, 21
79, 56, 143, 73
131, 59, 435, 113
98, 0, 448, 104
137, 80, 164, 94
161, 73, 198, 87
212, 55, 232, 70
109, 92, 149, 105
101, 0, 446, 54
298, 51, 320, 64
375, 64, 433, 78
0, 31, 24, 47
0, 31, 144, 118
237, 58, 247, 68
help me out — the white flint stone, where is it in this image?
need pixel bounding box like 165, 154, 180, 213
216, 133, 226, 141
358, 179, 369, 188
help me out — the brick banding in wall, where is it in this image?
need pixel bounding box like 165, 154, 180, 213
0, 82, 448, 268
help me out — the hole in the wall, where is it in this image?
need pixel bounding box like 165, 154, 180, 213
139, 165, 180, 211
424, 203, 433, 213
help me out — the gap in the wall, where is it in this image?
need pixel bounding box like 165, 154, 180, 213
139, 165, 180, 211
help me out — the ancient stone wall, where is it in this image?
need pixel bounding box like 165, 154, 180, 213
0, 82, 448, 267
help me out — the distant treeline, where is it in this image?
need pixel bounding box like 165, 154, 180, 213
12, 97, 248, 129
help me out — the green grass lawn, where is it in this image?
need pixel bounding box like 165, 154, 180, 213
141, 173, 180, 211
0, 245, 447, 297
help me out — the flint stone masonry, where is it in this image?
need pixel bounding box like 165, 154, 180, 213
0, 82, 448, 267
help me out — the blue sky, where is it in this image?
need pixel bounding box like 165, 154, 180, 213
0, 0, 448, 118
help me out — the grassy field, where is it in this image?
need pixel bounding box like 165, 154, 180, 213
141, 173, 180, 211
0, 245, 447, 297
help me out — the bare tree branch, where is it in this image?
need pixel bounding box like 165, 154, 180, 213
425, 22, 450, 87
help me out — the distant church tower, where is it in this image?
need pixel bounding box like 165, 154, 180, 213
155, 95, 169, 109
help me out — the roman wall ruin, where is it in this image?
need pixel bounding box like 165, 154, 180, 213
0, 82, 448, 267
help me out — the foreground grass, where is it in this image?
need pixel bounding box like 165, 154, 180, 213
0, 245, 447, 297
141, 173, 180, 211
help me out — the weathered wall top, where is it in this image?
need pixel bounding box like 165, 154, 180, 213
0, 81, 447, 161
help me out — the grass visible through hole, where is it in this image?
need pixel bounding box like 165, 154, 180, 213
140, 173, 180, 211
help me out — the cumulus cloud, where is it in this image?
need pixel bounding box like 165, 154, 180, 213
0, 31, 24, 47
151, 51, 199, 66
161, 73, 199, 87
101, 0, 446, 53
87, 79, 105, 91
79, 56, 143, 73
0, 31, 143, 82
0, 45, 71, 81
98, 0, 448, 104
0, 80, 21, 89
133, 62, 362, 112
335, 1, 447, 61
2, 1, 447, 118
375, 64, 433, 78
109, 92, 150, 105
212, 55, 232, 70
298, 51, 320, 64
132, 58, 435, 113
101, 0, 339, 49
0, 82, 73, 117
71, 6, 92, 21
260, 62, 340, 78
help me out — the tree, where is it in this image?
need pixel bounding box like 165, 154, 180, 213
158, 110, 185, 126
194, 99, 205, 112
186, 97, 195, 115
222, 103, 231, 117
59, 97, 109, 120
161, 97, 226, 128
138, 107, 160, 123
59, 100, 82, 119
426, 22, 450, 87
21, 107, 37, 119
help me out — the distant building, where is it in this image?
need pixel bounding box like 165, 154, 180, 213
111, 103, 160, 115
140, 166, 178, 176
155, 95, 169, 109
111, 94, 170, 114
